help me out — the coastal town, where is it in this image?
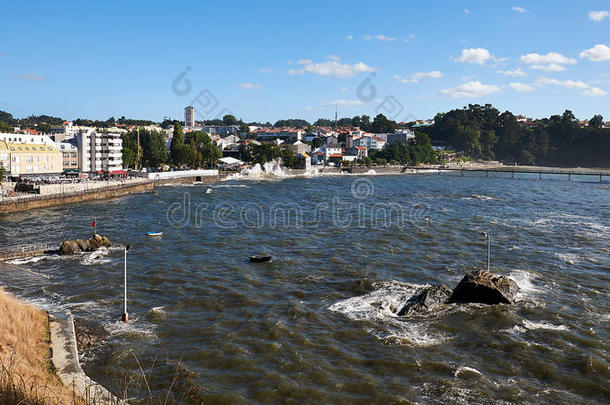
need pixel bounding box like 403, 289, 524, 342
2, 104, 609, 199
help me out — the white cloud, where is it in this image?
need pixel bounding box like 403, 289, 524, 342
512, 6, 526, 13
440, 81, 501, 98
537, 77, 589, 89
497, 68, 527, 77
304, 106, 313, 111
237, 82, 263, 89
538, 77, 590, 89
14, 74, 43, 81
530, 63, 566, 72
346, 34, 353, 40
589, 11, 610, 22
536, 77, 607, 97
464, 9, 470, 14
364, 34, 395, 42
395, 71, 443, 84
456, 48, 492, 64
521, 52, 577, 71
258, 68, 274, 73
340, 87, 349, 92
509, 82, 534, 92
582, 87, 608, 97
327, 99, 363, 106
288, 59, 378, 78
579, 44, 610, 62
326, 54, 341, 62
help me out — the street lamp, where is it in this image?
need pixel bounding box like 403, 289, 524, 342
481, 232, 490, 271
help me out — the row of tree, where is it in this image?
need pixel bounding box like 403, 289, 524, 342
122, 123, 222, 169
420, 104, 609, 167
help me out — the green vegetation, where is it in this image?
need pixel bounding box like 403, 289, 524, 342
0, 162, 5, 184
123, 123, 220, 170
422, 104, 609, 167
239, 143, 297, 168
370, 132, 437, 165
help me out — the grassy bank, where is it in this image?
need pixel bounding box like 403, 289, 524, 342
0, 288, 82, 405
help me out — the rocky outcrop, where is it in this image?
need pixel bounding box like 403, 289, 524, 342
398, 284, 452, 316
397, 271, 520, 316
448, 270, 519, 305
73, 318, 110, 352
59, 240, 81, 255
58, 234, 112, 255
75, 239, 88, 251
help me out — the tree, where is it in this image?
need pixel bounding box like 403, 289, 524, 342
371, 113, 396, 133
184, 131, 222, 168
0, 121, 13, 133
222, 114, 239, 126
0, 162, 5, 184
141, 130, 168, 167
589, 114, 604, 129
170, 123, 185, 166
311, 137, 324, 149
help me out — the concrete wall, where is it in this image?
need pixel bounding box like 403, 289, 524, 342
0, 181, 154, 214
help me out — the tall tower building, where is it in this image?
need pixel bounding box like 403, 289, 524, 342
184, 106, 195, 127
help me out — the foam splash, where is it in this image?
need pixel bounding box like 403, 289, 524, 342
508, 270, 541, 301
80, 247, 113, 266
224, 160, 290, 181
7, 255, 52, 265
329, 281, 445, 346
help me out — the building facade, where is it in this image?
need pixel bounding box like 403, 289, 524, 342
0, 141, 62, 176
58, 142, 79, 172
76, 130, 123, 174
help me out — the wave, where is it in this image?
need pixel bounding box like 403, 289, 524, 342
462, 194, 495, 201
508, 270, 541, 301
7, 255, 55, 265
328, 281, 446, 346
454, 366, 483, 379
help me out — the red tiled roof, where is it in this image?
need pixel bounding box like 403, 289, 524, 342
329, 154, 343, 158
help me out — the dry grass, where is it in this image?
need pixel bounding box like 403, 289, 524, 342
0, 288, 83, 405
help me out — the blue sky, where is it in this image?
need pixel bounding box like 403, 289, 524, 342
1, 0, 609, 123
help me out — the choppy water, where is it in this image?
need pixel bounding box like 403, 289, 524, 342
1, 172, 609, 404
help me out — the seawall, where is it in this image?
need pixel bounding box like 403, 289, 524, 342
0, 181, 155, 214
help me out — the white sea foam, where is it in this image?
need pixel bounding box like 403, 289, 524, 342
329, 281, 445, 346
8, 255, 49, 265
508, 270, 541, 301
105, 319, 157, 340
554, 252, 579, 265
522, 320, 568, 331
80, 247, 113, 265
454, 366, 483, 378
462, 194, 495, 201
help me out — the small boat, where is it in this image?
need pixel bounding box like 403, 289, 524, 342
249, 255, 272, 263
147, 232, 163, 237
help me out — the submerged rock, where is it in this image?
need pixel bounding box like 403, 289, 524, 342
398, 284, 452, 316
448, 270, 519, 305
59, 240, 81, 255
73, 318, 110, 352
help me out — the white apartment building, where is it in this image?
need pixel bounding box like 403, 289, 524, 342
0, 133, 56, 146
76, 130, 123, 173
352, 136, 386, 150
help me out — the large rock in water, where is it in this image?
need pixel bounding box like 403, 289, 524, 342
73, 318, 110, 352
398, 284, 452, 316
59, 234, 111, 255
59, 240, 81, 255
448, 271, 519, 304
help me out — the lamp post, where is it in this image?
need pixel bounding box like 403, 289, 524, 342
122, 245, 130, 322
481, 232, 490, 271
